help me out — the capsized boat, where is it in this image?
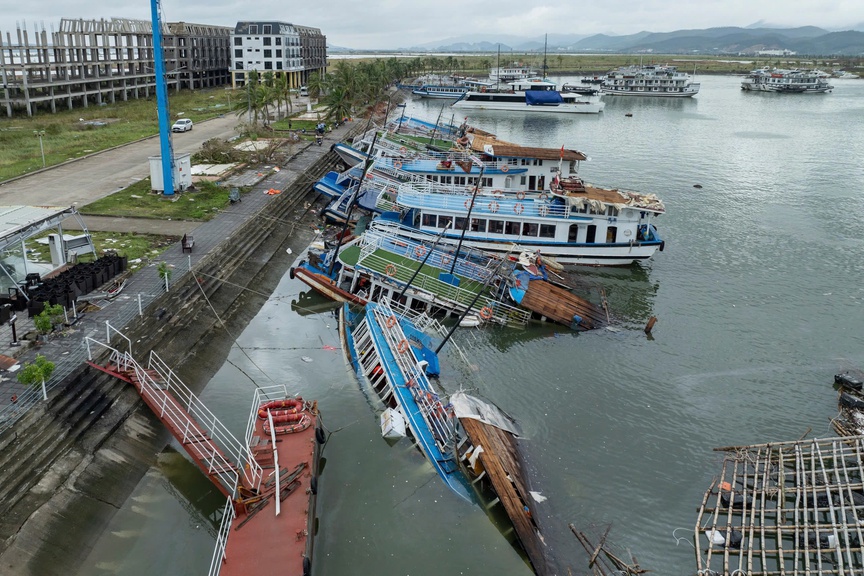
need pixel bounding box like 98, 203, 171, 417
339, 301, 474, 501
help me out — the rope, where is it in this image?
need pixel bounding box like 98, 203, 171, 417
672, 527, 696, 549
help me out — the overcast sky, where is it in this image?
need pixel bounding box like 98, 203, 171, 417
3, 1, 863, 49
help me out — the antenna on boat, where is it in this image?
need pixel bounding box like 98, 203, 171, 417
327, 131, 380, 276
449, 157, 485, 276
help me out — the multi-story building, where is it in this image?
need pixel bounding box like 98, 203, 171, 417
164, 22, 232, 90
230, 21, 326, 89
0, 18, 232, 117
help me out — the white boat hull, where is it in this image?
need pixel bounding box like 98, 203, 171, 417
601, 88, 699, 98
451, 100, 604, 114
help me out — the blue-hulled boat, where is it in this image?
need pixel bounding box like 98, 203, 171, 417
338, 301, 474, 501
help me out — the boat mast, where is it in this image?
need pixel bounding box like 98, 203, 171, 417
542, 33, 548, 79
496, 44, 501, 90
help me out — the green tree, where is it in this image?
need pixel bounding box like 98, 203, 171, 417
18, 354, 55, 401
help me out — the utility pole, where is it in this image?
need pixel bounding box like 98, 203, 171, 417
150, 0, 176, 196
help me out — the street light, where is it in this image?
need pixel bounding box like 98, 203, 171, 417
34, 130, 45, 168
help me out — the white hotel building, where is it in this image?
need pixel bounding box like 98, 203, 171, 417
230, 21, 326, 89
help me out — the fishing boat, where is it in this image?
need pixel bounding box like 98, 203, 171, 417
339, 301, 474, 501
741, 67, 833, 93
452, 78, 605, 114
601, 64, 700, 97
377, 170, 666, 266
84, 331, 323, 576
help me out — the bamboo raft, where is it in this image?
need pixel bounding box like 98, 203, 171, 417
694, 435, 864, 575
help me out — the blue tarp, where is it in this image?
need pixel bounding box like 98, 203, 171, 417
525, 90, 564, 106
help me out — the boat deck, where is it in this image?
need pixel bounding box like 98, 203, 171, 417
520, 279, 606, 329
219, 405, 319, 576
460, 416, 560, 575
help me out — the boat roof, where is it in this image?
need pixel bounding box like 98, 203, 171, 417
468, 132, 587, 162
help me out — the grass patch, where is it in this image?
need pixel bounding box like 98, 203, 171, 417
26, 231, 177, 271
80, 178, 247, 221
0, 87, 245, 181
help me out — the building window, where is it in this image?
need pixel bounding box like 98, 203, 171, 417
249, 25, 258, 34
276, 37, 282, 45
263, 25, 272, 34
235, 62, 243, 69
263, 37, 271, 46
234, 37, 242, 46
235, 49, 242, 58
264, 61, 272, 69
264, 49, 272, 57
276, 49, 282, 57
276, 62, 282, 70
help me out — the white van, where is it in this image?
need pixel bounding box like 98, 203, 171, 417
299, 86, 308, 97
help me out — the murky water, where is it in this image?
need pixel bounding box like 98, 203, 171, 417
76, 75, 864, 575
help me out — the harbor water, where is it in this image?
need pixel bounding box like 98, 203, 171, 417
75, 74, 864, 575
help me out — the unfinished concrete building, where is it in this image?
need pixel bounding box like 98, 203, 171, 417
0, 18, 233, 117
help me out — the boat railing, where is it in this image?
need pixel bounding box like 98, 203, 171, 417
396, 186, 567, 219
207, 498, 235, 576
243, 384, 291, 448
355, 241, 529, 326
145, 350, 262, 492
369, 305, 461, 450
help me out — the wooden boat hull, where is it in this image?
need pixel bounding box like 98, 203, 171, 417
291, 264, 367, 306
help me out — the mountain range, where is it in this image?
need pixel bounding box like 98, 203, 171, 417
333, 25, 864, 56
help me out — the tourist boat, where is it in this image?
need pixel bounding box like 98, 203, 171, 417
292, 220, 532, 326
84, 332, 323, 576
412, 84, 470, 99
339, 301, 475, 501
580, 75, 605, 84
452, 78, 605, 114
376, 169, 666, 266
561, 83, 601, 96
489, 62, 537, 83
600, 64, 700, 97
741, 67, 834, 93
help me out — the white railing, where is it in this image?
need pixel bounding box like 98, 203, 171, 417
207, 498, 236, 576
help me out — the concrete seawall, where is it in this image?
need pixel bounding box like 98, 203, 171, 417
0, 139, 348, 575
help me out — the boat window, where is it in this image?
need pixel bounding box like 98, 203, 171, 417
470, 218, 486, 232
568, 224, 579, 242
454, 217, 467, 231
455, 176, 466, 185
606, 205, 619, 216
439, 215, 453, 229
442, 176, 452, 184
520, 176, 527, 186
537, 176, 545, 190
505, 221, 521, 235
586, 225, 597, 243
489, 219, 504, 234
539, 224, 556, 238
522, 223, 539, 236
422, 214, 437, 227
481, 177, 492, 187
606, 226, 617, 243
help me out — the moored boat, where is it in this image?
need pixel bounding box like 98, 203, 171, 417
601, 64, 700, 97
452, 78, 604, 114
741, 67, 833, 93
412, 84, 470, 99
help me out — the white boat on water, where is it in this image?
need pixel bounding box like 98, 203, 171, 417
489, 62, 537, 83
601, 64, 700, 97
741, 67, 834, 93
412, 84, 470, 99
452, 78, 604, 114
376, 170, 666, 266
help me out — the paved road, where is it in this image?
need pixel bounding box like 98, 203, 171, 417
0, 114, 242, 207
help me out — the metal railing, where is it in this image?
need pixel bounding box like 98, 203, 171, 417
207, 498, 236, 576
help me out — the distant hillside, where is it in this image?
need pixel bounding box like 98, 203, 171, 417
391, 26, 864, 56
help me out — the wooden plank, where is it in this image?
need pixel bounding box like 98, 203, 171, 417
520, 279, 605, 329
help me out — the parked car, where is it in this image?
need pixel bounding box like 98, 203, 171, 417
171, 118, 193, 132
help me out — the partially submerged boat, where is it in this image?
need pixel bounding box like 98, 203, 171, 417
84, 330, 323, 576
339, 301, 474, 501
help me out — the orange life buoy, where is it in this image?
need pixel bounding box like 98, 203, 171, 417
514, 203, 524, 215
442, 255, 452, 265
538, 205, 549, 217
397, 340, 410, 354
385, 263, 397, 276
385, 315, 397, 328
464, 198, 473, 210
479, 306, 493, 320
393, 160, 403, 169
500, 164, 509, 173
414, 245, 427, 258
258, 399, 303, 419
488, 201, 499, 213
516, 190, 526, 200
366, 173, 374, 179
399, 146, 407, 154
